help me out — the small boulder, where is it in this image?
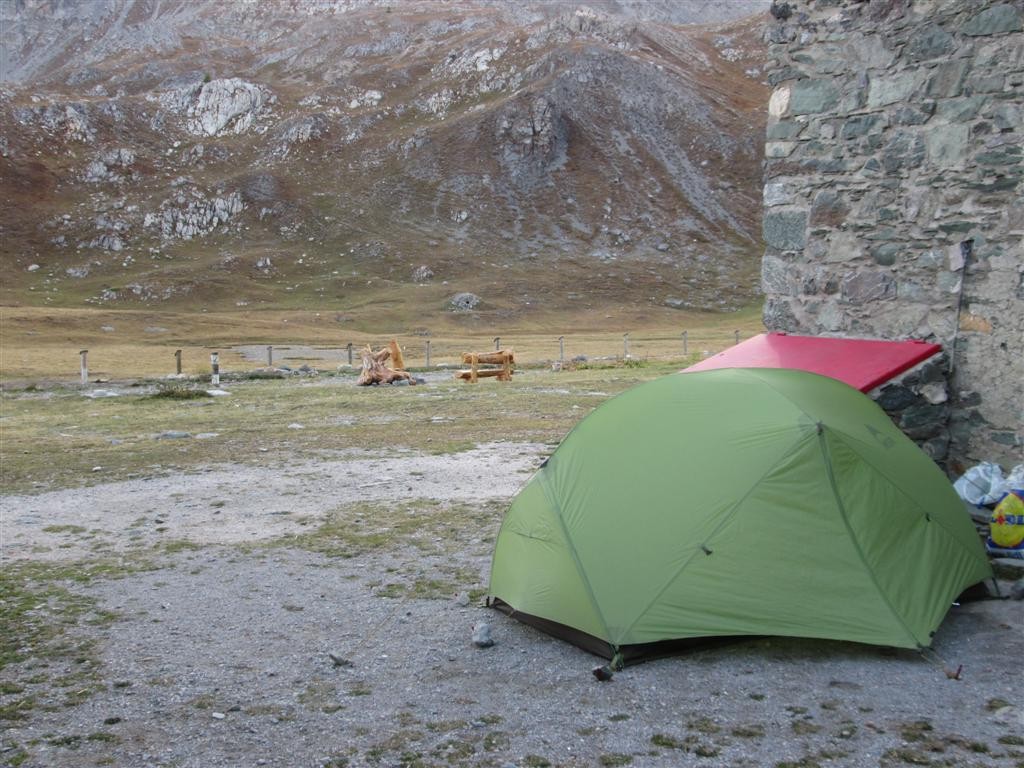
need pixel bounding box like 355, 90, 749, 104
472, 622, 494, 648
448, 292, 481, 311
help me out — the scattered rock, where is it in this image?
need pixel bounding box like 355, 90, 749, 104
83, 389, 119, 398
328, 653, 353, 668
211, 711, 226, 720
991, 558, 1024, 581
454, 592, 470, 607
449, 292, 481, 311
472, 622, 494, 648
1010, 579, 1024, 601
412, 265, 434, 283
155, 430, 191, 440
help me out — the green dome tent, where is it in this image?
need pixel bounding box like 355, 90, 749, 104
488, 368, 991, 663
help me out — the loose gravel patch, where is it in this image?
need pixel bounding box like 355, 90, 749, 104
2, 443, 1022, 768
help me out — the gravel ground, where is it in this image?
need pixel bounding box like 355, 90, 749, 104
2, 442, 1023, 768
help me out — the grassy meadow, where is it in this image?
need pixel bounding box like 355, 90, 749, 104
1, 304, 765, 495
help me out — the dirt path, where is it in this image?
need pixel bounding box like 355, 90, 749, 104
1, 442, 548, 561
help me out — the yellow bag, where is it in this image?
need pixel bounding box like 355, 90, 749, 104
990, 491, 1024, 549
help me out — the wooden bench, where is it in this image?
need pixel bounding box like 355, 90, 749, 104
456, 350, 514, 382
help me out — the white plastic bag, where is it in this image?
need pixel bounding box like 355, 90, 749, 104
954, 462, 1006, 506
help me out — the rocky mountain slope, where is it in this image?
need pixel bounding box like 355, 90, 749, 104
0, 0, 769, 322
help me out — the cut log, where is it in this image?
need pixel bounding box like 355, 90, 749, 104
455, 368, 512, 380
460, 350, 514, 365
389, 340, 405, 370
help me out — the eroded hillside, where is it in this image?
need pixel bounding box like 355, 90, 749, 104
0, 0, 769, 323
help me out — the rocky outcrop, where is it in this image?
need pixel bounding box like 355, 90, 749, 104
268, 114, 329, 158
763, 0, 1023, 467
144, 189, 244, 240
496, 96, 565, 183
83, 148, 135, 183
159, 77, 273, 136
14, 102, 95, 141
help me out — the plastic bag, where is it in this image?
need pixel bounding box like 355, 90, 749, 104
987, 490, 1024, 559
955, 462, 1007, 506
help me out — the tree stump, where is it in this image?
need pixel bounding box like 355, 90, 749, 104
356, 344, 416, 386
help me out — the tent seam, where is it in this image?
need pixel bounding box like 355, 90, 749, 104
826, 431, 975, 555
817, 427, 920, 648
538, 463, 618, 650
618, 428, 816, 644
747, 366, 981, 571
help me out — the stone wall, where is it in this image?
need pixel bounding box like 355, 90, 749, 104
762, 0, 1023, 470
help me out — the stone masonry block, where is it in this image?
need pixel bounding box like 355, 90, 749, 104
789, 78, 840, 114
961, 3, 1022, 36
763, 209, 809, 251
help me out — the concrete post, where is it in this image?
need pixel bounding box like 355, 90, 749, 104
211, 352, 220, 387
79, 350, 88, 386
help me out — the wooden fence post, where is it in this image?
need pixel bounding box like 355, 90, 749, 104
494, 336, 500, 351
267, 345, 273, 367
623, 333, 630, 359
79, 349, 88, 386
211, 352, 220, 387
175, 349, 182, 375
425, 340, 431, 367
558, 335, 565, 363
734, 330, 740, 345
682, 331, 688, 356
346, 343, 353, 366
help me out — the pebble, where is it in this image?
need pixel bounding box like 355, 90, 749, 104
288, 423, 305, 429
83, 389, 119, 398
155, 431, 191, 440
206, 389, 231, 396
472, 622, 494, 648
1012, 579, 1024, 601
92, 466, 103, 472
454, 592, 470, 607
211, 712, 226, 720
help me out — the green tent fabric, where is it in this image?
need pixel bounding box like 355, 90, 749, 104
488, 368, 992, 662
